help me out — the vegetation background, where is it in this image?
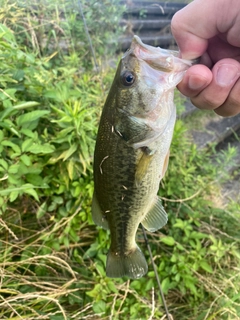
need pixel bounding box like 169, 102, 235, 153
0, 0, 239, 319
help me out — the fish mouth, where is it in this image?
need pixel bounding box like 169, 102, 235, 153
130, 35, 193, 73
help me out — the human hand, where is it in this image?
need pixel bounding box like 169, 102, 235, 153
171, 0, 240, 117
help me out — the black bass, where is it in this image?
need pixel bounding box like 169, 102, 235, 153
92, 35, 193, 279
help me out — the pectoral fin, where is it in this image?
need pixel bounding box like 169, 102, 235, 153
135, 147, 154, 186
141, 196, 168, 232
162, 150, 170, 179
91, 192, 109, 230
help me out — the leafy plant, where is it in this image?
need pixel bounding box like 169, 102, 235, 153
1, 0, 125, 68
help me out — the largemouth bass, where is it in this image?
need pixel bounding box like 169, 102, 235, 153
92, 35, 193, 279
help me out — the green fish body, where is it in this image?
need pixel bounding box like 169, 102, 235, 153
92, 36, 193, 279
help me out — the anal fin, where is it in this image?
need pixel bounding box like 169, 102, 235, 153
141, 196, 168, 232
91, 191, 109, 230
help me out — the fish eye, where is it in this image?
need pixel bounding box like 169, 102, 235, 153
121, 71, 135, 87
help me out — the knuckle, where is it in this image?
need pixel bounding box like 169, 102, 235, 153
228, 92, 240, 109
216, 98, 240, 117
214, 105, 240, 117
191, 95, 219, 110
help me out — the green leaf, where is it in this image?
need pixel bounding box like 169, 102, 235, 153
173, 219, 185, 229
145, 278, 154, 291
1, 140, 21, 154
83, 242, 99, 259
20, 154, 32, 166
23, 187, 39, 201
54, 127, 74, 140
29, 143, 55, 154
17, 110, 49, 126
232, 293, 240, 302
9, 191, 19, 202
18, 163, 28, 175
26, 174, 44, 185
0, 23, 16, 42
170, 254, 177, 263
87, 284, 101, 298
0, 159, 8, 170
67, 159, 75, 180
92, 300, 106, 314
12, 69, 24, 81
176, 243, 185, 251
0, 102, 40, 121
62, 144, 77, 161
189, 240, 196, 248
161, 236, 175, 246
175, 273, 180, 282
185, 279, 197, 296
7, 174, 22, 186
161, 277, 171, 294
63, 236, 69, 248
95, 263, 105, 276
22, 139, 33, 152
8, 164, 20, 174
200, 260, 213, 273
20, 128, 36, 138
0, 106, 14, 121
52, 196, 63, 205
107, 281, 118, 293
36, 202, 47, 219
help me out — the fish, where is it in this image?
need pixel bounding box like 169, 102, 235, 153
92, 35, 193, 279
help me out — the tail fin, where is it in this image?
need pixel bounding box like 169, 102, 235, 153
106, 246, 148, 279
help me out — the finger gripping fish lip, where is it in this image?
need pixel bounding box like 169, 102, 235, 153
131, 35, 194, 72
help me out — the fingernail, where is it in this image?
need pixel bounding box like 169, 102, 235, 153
216, 64, 240, 86
188, 75, 207, 90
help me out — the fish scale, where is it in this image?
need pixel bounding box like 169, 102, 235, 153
92, 35, 194, 279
